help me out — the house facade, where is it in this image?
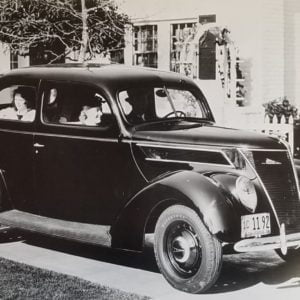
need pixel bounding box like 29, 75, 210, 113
1, 0, 300, 129
118, 0, 300, 128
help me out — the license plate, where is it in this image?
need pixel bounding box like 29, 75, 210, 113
241, 213, 271, 238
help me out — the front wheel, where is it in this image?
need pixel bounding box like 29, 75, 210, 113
154, 205, 222, 294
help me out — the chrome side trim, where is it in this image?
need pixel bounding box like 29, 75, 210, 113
137, 142, 223, 152
238, 149, 281, 229
234, 232, 300, 253
239, 148, 287, 152
221, 152, 236, 167
130, 143, 149, 183
145, 157, 234, 168
35, 132, 118, 143
137, 143, 235, 168
132, 140, 286, 153
0, 128, 119, 143
0, 128, 34, 136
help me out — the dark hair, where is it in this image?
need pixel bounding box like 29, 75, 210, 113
13, 87, 35, 109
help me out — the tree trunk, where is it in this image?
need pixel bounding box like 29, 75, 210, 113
79, 0, 88, 62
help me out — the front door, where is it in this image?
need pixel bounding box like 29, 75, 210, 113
34, 81, 140, 225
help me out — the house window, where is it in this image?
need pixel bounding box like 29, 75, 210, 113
133, 25, 157, 68
170, 22, 197, 77
110, 49, 124, 64
198, 30, 216, 80
199, 14, 216, 25
10, 52, 18, 69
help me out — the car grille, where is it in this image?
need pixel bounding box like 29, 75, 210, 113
247, 150, 300, 234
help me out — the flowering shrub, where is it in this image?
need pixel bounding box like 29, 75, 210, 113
263, 97, 298, 123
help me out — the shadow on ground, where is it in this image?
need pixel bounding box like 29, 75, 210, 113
1, 228, 300, 295
210, 252, 300, 293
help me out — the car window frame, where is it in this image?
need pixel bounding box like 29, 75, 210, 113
116, 83, 215, 127
38, 79, 119, 136
0, 78, 39, 125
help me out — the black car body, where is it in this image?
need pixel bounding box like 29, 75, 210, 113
0, 64, 299, 293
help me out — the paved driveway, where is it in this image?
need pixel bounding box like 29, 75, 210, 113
0, 230, 299, 299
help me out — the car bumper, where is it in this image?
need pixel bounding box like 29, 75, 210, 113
234, 224, 300, 255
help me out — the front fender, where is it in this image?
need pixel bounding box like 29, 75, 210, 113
111, 170, 240, 251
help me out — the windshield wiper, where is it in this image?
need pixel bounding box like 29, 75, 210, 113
163, 86, 179, 117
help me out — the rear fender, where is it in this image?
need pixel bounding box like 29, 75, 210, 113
111, 170, 239, 251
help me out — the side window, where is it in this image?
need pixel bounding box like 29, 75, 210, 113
41, 83, 113, 128
0, 85, 36, 122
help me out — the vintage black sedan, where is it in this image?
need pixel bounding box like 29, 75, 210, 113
0, 64, 299, 293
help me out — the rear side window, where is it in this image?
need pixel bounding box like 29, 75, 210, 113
41, 82, 113, 128
0, 85, 36, 122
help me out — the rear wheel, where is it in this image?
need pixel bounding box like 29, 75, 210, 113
154, 205, 222, 293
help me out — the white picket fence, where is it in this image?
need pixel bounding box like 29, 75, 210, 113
222, 107, 295, 153
252, 122, 294, 152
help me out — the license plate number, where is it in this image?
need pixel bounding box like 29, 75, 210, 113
241, 213, 271, 238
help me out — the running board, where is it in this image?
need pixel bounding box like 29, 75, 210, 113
0, 209, 111, 247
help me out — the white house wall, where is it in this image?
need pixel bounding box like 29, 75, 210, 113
18, 55, 30, 69
260, 0, 285, 104
120, 0, 294, 112
157, 21, 172, 71
0, 43, 10, 74
284, 0, 300, 106
295, 13, 300, 107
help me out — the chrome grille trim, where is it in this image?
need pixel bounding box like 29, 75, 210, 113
241, 148, 300, 234
238, 149, 280, 229
287, 146, 300, 199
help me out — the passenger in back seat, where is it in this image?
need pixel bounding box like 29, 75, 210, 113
79, 106, 103, 126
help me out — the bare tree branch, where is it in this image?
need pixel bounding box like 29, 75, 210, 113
0, 0, 130, 62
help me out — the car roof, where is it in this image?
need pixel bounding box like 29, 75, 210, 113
3, 64, 196, 92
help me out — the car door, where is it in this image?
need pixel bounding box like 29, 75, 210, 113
0, 78, 38, 213
34, 81, 142, 225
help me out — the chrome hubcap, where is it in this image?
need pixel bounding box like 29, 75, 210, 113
166, 221, 201, 277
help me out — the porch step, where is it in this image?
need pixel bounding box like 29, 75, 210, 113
0, 209, 111, 247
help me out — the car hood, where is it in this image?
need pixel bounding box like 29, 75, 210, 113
131, 122, 286, 150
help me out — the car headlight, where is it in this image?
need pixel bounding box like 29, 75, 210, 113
236, 176, 257, 213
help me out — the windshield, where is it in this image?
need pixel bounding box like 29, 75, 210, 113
118, 86, 212, 125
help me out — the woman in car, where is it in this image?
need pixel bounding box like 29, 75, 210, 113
0, 87, 35, 121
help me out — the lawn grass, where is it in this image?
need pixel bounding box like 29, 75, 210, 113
0, 257, 150, 300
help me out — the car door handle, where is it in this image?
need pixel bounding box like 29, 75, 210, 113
34, 143, 45, 148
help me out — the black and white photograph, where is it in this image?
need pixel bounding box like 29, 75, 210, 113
0, 0, 299, 299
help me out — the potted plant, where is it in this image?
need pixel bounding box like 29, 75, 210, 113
263, 97, 298, 123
